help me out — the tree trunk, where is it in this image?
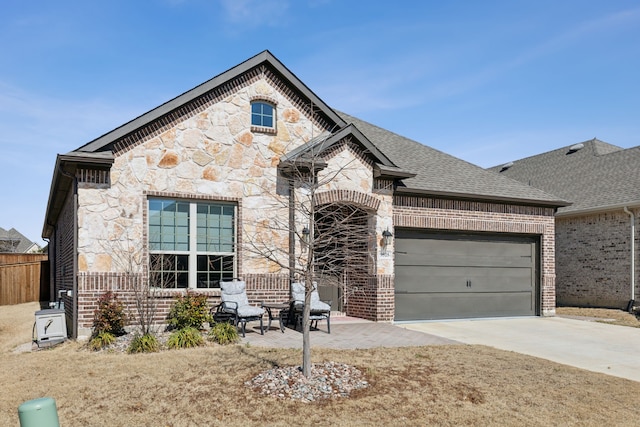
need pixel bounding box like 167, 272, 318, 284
302, 280, 312, 377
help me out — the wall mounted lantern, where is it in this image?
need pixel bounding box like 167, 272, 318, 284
381, 228, 393, 255
301, 226, 310, 251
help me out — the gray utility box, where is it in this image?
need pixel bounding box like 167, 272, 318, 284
34, 309, 67, 347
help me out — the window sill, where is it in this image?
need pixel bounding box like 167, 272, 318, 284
251, 125, 277, 135
149, 288, 222, 298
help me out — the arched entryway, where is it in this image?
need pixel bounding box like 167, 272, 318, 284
313, 203, 375, 314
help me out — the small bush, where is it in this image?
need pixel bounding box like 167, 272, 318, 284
128, 333, 159, 353
209, 322, 240, 345
167, 292, 211, 330
93, 291, 126, 336
167, 327, 204, 349
88, 331, 116, 351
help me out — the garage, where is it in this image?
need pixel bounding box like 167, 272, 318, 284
395, 229, 539, 321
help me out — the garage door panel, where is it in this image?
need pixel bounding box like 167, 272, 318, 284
394, 231, 538, 321
396, 235, 533, 255
396, 266, 533, 293
395, 291, 535, 321
396, 252, 533, 268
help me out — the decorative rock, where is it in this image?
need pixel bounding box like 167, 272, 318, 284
245, 362, 369, 402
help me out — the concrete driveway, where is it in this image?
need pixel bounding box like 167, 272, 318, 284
402, 316, 640, 382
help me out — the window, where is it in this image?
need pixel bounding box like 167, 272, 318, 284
251, 101, 275, 128
148, 199, 236, 289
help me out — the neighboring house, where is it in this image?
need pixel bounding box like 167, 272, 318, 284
43, 51, 566, 338
0, 227, 40, 253
489, 139, 640, 309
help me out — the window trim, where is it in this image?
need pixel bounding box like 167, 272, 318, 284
147, 198, 237, 290
250, 100, 277, 134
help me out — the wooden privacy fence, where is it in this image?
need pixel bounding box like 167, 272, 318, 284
0, 254, 49, 306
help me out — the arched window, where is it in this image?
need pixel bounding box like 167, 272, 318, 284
251, 101, 275, 129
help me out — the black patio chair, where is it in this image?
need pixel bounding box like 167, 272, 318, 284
212, 279, 264, 337
291, 282, 331, 333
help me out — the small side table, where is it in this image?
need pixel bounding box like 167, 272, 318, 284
262, 302, 290, 333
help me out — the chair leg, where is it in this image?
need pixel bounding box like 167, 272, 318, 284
241, 320, 246, 337
260, 317, 264, 335
327, 316, 330, 334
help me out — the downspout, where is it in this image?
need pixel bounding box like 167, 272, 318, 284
288, 179, 295, 298
623, 207, 635, 312
43, 235, 52, 309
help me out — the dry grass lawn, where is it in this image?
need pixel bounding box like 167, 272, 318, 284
2, 303, 640, 426
556, 306, 640, 328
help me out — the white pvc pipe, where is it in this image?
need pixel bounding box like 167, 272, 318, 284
623, 207, 635, 303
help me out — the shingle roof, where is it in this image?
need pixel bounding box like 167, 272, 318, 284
0, 227, 37, 253
487, 139, 640, 214
339, 112, 567, 206
44, 51, 568, 239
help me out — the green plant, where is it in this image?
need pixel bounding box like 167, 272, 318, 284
88, 331, 116, 351
127, 333, 160, 353
167, 292, 211, 330
208, 322, 240, 345
93, 291, 127, 336
167, 327, 204, 349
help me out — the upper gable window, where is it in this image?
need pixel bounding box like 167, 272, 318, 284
251, 101, 275, 129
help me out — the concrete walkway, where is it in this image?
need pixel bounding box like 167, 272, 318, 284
402, 316, 640, 382
240, 317, 458, 349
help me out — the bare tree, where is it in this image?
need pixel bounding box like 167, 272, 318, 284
103, 233, 166, 336
244, 133, 376, 377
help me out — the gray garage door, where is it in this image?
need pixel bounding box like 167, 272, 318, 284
395, 230, 538, 321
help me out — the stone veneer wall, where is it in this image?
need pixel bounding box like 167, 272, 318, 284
393, 196, 557, 316
71, 73, 397, 337
555, 209, 638, 309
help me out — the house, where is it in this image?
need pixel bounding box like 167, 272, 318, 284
43, 51, 566, 338
0, 227, 40, 253
489, 139, 640, 310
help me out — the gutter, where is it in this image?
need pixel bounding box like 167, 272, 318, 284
555, 202, 640, 218
624, 207, 636, 312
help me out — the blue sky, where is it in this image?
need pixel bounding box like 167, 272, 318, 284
2, 0, 639, 245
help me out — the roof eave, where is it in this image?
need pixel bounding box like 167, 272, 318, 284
556, 201, 640, 217
42, 152, 115, 239
374, 164, 417, 180
394, 186, 570, 208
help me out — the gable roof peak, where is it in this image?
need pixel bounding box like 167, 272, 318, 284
73, 50, 346, 155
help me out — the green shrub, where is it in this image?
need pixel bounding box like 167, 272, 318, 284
93, 291, 126, 336
208, 322, 240, 345
167, 327, 204, 349
167, 292, 211, 330
88, 331, 116, 351
128, 333, 160, 353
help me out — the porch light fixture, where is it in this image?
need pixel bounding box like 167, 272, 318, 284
381, 228, 393, 255
301, 226, 310, 250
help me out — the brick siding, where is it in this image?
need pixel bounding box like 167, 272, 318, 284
76, 272, 291, 337
556, 210, 638, 309
393, 196, 557, 316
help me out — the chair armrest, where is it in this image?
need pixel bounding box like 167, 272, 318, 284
221, 301, 239, 312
